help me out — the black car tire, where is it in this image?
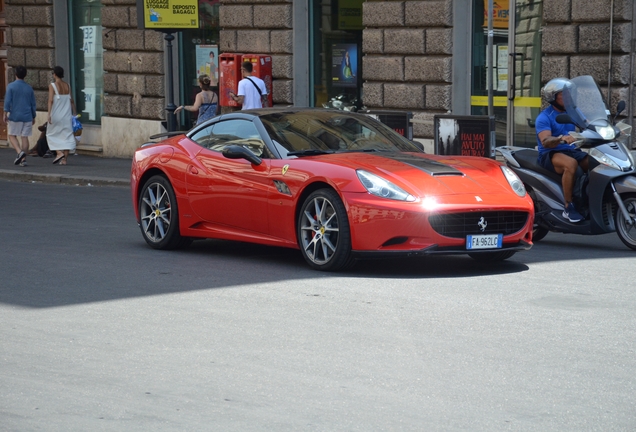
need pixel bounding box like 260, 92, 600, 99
139, 175, 192, 250
297, 188, 354, 271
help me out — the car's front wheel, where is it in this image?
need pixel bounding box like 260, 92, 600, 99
297, 189, 354, 271
139, 175, 191, 250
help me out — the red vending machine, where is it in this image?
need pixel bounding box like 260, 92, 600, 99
219, 53, 243, 107
241, 54, 273, 107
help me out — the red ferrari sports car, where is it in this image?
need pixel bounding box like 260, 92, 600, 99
131, 108, 534, 271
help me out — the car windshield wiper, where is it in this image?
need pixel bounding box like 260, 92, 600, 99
287, 149, 335, 157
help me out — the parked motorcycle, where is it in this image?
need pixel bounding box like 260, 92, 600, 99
497, 75, 636, 250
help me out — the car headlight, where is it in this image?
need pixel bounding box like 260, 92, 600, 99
589, 147, 621, 170
501, 166, 526, 197
595, 125, 616, 140
356, 170, 416, 202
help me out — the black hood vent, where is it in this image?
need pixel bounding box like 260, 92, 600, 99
378, 154, 463, 176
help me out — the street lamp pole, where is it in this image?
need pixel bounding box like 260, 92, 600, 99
163, 31, 177, 132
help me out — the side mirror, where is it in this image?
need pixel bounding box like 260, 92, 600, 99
410, 140, 425, 152
555, 113, 575, 125
616, 100, 626, 116
222, 145, 262, 166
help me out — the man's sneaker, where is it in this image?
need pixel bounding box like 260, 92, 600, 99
19, 161, 27, 167
563, 202, 583, 223
14, 151, 26, 165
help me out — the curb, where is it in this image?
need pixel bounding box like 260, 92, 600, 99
0, 169, 129, 187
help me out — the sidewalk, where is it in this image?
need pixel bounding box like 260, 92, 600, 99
0, 147, 131, 187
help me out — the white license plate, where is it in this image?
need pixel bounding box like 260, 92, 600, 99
466, 234, 502, 250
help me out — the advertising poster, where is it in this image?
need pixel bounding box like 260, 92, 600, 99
434, 116, 493, 158
496, 44, 508, 92
331, 43, 357, 88
196, 44, 218, 85
142, 0, 199, 29
482, 0, 509, 29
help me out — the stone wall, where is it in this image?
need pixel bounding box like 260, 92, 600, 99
361, 0, 453, 139
219, 0, 293, 104
542, 0, 634, 115
5, 0, 55, 111
102, 0, 167, 121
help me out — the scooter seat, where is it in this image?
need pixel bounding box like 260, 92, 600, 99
513, 148, 563, 184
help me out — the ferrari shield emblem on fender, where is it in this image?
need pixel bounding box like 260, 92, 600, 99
282, 164, 289, 175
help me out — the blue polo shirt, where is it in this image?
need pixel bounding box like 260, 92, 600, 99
4, 79, 36, 122
535, 105, 576, 156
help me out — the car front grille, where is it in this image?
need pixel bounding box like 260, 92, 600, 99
429, 211, 529, 238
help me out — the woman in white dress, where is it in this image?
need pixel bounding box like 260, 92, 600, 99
47, 66, 77, 165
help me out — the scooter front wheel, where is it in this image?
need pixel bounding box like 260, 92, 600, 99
529, 189, 549, 242
615, 193, 636, 250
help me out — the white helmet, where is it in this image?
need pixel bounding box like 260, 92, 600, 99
542, 78, 571, 104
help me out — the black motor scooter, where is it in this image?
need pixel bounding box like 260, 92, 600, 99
497, 75, 636, 250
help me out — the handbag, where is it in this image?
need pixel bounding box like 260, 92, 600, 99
72, 115, 83, 137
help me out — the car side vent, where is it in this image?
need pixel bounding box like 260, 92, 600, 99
381, 236, 408, 247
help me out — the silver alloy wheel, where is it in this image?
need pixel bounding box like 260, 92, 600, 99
616, 195, 636, 250
140, 181, 172, 243
300, 195, 340, 265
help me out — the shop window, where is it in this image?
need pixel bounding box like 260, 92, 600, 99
177, 0, 220, 130
311, 0, 363, 110
69, 0, 104, 124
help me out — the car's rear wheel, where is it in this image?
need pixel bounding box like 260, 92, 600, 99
139, 175, 191, 250
468, 251, 516, 262
297, 189, 354, 271
615, 193, 636, 250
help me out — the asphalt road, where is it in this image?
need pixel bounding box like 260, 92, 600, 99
1, 180, 635, 431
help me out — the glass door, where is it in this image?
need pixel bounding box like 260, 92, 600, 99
506, 0, 543, 148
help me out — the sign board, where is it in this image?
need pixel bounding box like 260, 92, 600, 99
331, 43, 358, 88
434, 115, 495, 158
483, 0, 509, 29
136, 0, 199, 29
365, 110, 413, 140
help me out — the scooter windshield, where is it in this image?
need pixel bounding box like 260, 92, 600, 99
561, 75, 609, 128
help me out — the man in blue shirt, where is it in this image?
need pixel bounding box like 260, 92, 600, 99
535, 77, 588, 223
3, 65, 36, 166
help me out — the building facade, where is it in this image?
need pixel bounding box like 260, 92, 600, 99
2, 0, 634, 157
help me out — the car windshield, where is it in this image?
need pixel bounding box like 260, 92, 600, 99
562, 75, 609, 128
259, 110, 421, 157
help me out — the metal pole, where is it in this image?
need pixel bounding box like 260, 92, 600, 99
164, 31, 177, 132
487, 0, 494, 117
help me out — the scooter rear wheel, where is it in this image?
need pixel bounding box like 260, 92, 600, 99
615, 193, 636, 250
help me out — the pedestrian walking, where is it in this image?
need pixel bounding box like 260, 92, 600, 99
46, 66, 77, 165
3, 65, 36, 167
229, 61, 268, 110
174, 74, 218, 126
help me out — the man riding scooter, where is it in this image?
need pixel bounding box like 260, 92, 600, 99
535, 77, 589, 223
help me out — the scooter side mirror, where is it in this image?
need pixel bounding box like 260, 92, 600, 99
555, 113, 575, 124
616, 100, 626, 116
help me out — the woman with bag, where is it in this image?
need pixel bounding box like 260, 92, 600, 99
46, 66, 77, 165
174, 74, 218, 126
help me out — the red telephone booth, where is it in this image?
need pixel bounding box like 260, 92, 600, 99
219, 53, 243, 107
241, 54, 273, 107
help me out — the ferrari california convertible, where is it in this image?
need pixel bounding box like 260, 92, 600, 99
131, 108, 534, 271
